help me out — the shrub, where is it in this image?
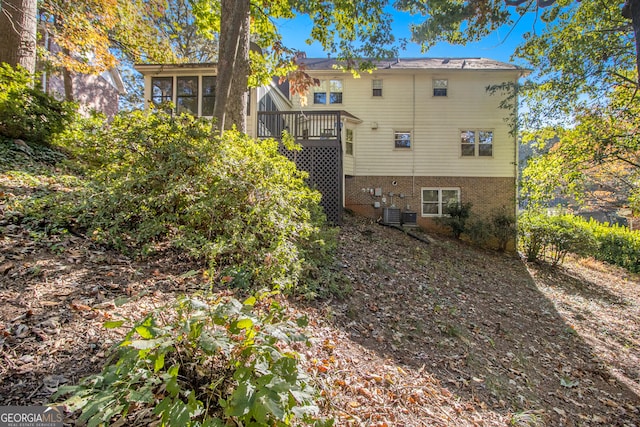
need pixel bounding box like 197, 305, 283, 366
465, 218, 491, 246
54, 110, 325, 290
518, 211, 598, 265
490, 207, 517, 252
585, 219, 640, 273
54, 293, 331, 426
0, 64, 76, 144
438, 201, 472, 239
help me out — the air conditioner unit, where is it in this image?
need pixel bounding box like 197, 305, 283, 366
383, 207, 401, 225
402, 211, 418, 227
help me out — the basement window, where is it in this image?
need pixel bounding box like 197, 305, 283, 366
422, 188, 460, 216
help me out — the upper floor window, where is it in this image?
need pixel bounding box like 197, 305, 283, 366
201, 76, 216, 116
314, 79, 343, 104
152, 77, 173, 106
176, 76, 198, 115
394, 131, 411, 149
433, 79, 448, 97
372, 79, 383, 97
461, 129, 493, 157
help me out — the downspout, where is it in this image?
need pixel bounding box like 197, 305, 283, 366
412, 73, 416, 199
514, 76, 521, 248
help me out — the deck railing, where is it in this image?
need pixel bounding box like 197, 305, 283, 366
256, 111, 342, 141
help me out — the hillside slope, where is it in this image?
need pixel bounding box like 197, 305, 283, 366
1, 149, 639, 425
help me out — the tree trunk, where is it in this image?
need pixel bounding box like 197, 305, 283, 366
0, 0, 38, 73
622, 0, 640, 83
61, 47, 75, 101
213, 0, 250, 134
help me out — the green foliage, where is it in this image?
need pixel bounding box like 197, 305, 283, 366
465, 218, 491, 247
584, 219, 640, 273
296, 225, 352, 300
438, 201, 473, 239
53, 110, 325, 290
517, 210, 640, 271
490, 207, 517, 252
54, 293, 331, 426
0, 64, 77, 144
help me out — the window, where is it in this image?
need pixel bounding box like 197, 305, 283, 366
422, 188, 460, 216
372, 79, 383, 97
433, 79, 448, 97
345, 128, 354, 155
201, 76, 216, 116
394, 131, 411, 149
314, 79, 343, 104
176, 76, 198, 115
461, 129, 493, 157
151, 77, 173, 107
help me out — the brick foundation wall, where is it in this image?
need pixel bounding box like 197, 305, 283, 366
345, 175, 516, 232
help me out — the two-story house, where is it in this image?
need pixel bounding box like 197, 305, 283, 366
135, 58, 528, 232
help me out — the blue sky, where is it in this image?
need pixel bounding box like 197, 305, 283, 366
276, 8, 541, 66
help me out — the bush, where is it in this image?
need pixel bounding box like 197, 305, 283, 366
490, 207, 517, 252
0, 64, 76, 144
465, 218, 491, 246
438, 201, 472, 239
518, 211, 600, 266
586, 219, 640, 273
54, 293, 331, 426
54, 110, 325, 290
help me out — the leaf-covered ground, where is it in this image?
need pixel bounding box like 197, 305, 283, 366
1, 153, 640, 426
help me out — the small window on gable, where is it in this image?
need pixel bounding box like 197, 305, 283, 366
372, 79, 383, 97
394, 131, 411, 149
433, 79, 448, 97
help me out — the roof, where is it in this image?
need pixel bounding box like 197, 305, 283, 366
299, 57, 529, 73
135, 57, 529, 75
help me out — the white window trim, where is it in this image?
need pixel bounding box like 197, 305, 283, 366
393, 130, 412, 150
421, 187, 461, 217
460, 128, 494, 158
433, 78, 448, 97
313, 79, 344, 105
372, 78, 383, 98
345, 128, 354, 156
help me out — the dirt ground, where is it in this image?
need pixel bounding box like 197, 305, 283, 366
1, 207, 639, 426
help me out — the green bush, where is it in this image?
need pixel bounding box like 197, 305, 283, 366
0, 64, 76, 144
585, 219, 640, 273
54, 293, 331, 426
54, 110, 325, 290
490, 207, 517, 252
438, 201, 472, 239
517, 211, 640, 270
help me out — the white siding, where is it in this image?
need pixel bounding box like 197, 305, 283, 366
291, 70, 519, 178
